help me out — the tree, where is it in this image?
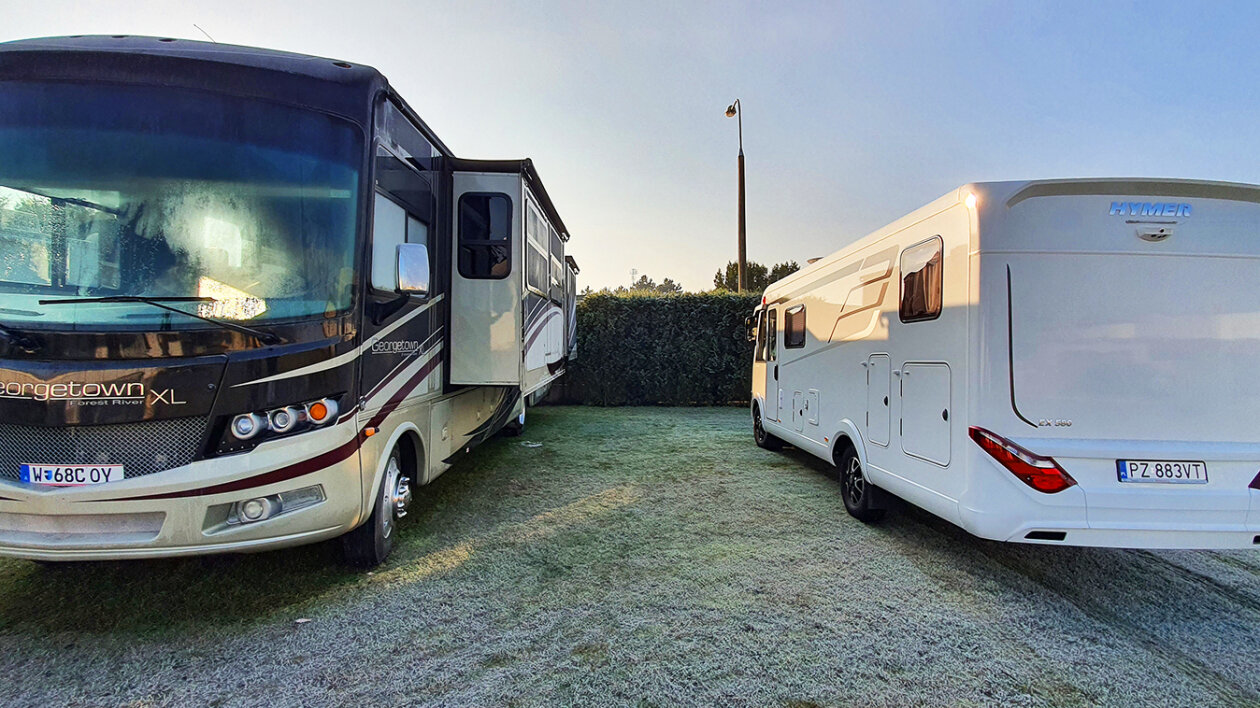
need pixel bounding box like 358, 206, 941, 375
656, 277, 683, 294
712, 260, 799, 292
768, 261, 801, 284
612, 273, 685, 295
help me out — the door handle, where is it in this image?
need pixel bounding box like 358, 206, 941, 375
773, 365, 779, 380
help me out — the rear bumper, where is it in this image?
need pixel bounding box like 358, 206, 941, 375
1001, 523, 1259, 549
957, 443, 1260, 550
0, 426, 364, 561
959, 501, 1260, 549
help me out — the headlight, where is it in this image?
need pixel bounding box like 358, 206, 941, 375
222, 397, 344, 451
230, 413, 266, 440
268, 406, 300, 434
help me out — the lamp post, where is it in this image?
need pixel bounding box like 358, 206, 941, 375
725, 99, 746, 292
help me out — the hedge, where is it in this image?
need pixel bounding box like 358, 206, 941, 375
550, 293, 760, 406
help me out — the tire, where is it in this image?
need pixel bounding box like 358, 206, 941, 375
502, 410, 526, 437
753, 404, 783, 451
837, 445, 885, 524
342, 445, 412, 568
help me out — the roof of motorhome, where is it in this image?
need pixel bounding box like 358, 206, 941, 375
0, 35, 458, 152
762, 177, 1260, 301
0, 35, 574, 239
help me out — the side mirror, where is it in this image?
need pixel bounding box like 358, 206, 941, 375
397, 243, 430, 296
745, 315, 757, 342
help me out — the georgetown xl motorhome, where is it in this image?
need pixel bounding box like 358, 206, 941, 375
751, 178, 1260, 549
0, 36, 578, 567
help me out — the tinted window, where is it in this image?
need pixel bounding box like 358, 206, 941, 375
458, 193, 511, 279
784, 305, 806, 348
371, 194, 406, 291
767, 309, 778, 362
899, 236, 943, 323
372, 146, 433, 293
754, 311, 766, 362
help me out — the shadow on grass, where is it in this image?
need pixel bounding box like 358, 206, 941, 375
0, 538, 365, 636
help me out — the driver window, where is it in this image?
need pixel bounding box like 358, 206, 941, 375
767, 309, 778, 362
371, 194, 406, 291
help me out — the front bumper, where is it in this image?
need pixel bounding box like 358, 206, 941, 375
0, 425, 364, 561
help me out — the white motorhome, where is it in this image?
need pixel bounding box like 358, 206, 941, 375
750, 178, 1260, 549
0, 37, 578, 567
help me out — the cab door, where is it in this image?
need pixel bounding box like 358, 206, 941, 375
765, 308, 780, 422
750, 309, 767, 407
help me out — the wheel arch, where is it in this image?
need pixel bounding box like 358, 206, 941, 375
829, 419, 868, 470
369, 423, 425, 511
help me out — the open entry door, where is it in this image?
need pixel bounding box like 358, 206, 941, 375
449, 171, 521, 385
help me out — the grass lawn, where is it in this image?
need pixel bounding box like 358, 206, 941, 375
1, 406, 1259, 707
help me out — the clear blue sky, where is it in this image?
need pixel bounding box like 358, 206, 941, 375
2, 0, 1258, 291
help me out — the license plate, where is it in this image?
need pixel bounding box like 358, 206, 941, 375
1116, 459, 1208, 484
20, 464, 126, 486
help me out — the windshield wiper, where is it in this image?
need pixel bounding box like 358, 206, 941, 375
38, 296, 282, 345
0, 321, 39, 352
0, 184, 121, 215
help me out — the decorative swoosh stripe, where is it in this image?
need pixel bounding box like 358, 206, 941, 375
90, 350, 445, 501
361, 329, 443, 405
524, 308, 562, 352
442, 388, 521, 464
232, 295, 444, 388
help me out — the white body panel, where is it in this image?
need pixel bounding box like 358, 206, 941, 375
752, 178, 1260, 549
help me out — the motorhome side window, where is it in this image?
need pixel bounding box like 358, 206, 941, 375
899, 236, 943, 323
549, 225, 564, 292
458, 193, 512, 279
784, 305, 806, 348
525, 203, 549, 293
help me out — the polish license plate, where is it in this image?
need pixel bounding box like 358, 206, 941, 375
1116, 459, 1208, 484
20, 464, 126, 486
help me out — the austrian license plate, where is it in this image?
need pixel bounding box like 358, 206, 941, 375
19, 464, 126, 486
1116, 459, 1208, 484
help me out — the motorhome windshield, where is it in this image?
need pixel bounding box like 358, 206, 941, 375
0, 81, 362, 330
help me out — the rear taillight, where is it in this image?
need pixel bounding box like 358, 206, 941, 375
969, 427, 1077, 494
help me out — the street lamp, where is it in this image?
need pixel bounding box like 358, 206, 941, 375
725, 99, 747, 292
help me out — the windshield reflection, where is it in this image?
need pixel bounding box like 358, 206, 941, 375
0, 81, 362, 330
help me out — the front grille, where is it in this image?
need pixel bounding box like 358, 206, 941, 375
0, 417, 209, 481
